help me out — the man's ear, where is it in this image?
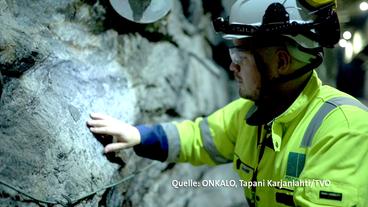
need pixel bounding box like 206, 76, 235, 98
276, 49, 291, 75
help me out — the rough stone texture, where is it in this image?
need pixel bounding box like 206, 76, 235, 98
0, 0, 246, 206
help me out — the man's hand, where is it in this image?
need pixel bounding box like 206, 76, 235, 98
87, 113, 141, 153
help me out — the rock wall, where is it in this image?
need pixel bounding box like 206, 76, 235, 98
0, 0, 245, 206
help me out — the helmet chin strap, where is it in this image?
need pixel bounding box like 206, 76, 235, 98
252, 48, 323, 103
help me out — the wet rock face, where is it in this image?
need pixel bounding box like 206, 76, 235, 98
0, 0, 244, 206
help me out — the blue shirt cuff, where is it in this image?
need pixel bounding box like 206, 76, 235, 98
133, 124, 169, 162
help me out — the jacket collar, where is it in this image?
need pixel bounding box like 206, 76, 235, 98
245, 70, 321, 125
274, 70, 321, 123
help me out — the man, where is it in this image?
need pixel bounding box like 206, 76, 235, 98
87, 0, 368, 206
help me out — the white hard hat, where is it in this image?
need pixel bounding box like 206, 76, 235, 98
110, 0, 172, 24
213, 0, 340, 48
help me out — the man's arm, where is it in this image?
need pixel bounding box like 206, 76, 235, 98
134, 98, 250, 165
87, 98, 251, 165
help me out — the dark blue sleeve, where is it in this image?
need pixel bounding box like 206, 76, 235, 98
133, 124, 168, 162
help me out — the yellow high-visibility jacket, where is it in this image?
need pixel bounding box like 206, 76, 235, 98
134, 71, 368, 206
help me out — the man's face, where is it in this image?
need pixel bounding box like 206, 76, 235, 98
229, 39, 262, 101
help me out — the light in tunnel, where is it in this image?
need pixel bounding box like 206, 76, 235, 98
343, 31, 352, 40
352, 31, 363, 54
360, 2, 368, 11
345, 41, 354, 63
339, 39, 348, 48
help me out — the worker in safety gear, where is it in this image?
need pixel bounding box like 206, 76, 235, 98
87, 0, 368, 206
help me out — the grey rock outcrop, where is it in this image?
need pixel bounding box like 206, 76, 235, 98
0, 0, 245, 206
